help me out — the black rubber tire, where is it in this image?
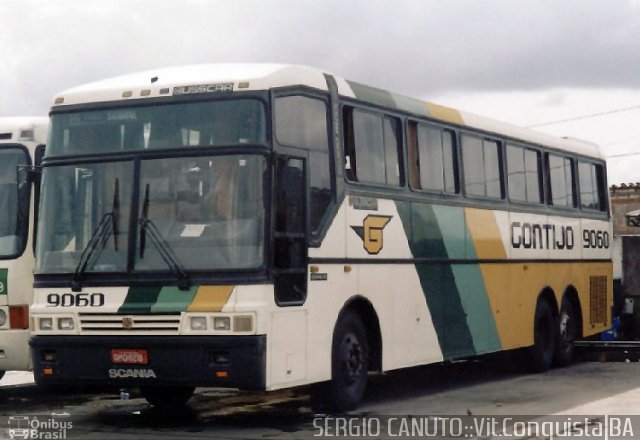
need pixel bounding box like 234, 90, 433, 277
0, 370, 5, 382
553, 297, 579, 367
140, 386, 195, 409
527, 298, 556, 373
328, 310, 369, 412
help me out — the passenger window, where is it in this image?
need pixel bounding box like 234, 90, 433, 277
506, 144, 542, 204
461, 134, 503, 199
547, 154, 575, 208
408, 122, 457, 193
578, 161, 605, 211
344, 107, 401, 186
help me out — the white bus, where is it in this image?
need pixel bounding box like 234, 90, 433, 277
30, 65, 611, 410
0, 117, 47, 380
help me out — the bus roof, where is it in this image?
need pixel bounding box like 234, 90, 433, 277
52, 64, 603, 160
0, 116, 48, 145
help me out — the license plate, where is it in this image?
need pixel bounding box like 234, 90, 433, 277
111, 349, 148, 365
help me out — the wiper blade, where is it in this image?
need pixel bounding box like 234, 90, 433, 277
139, 184, 190, 291
71, 212, 113, 292
71, 179, 121, 292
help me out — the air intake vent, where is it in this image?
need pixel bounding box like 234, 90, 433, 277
0, 133, 11, 140
78, 313, 181, 335
589, 276, 608, 325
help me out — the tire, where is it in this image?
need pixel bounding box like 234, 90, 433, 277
328, 310, 369, 412
527, 298, 556, 373
0, 371, 5, 382
140, 386, 195, 409
553, 297, 579, 367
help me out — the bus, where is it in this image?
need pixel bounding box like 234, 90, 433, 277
30, 65, 611, 411
0, 117, 47, 381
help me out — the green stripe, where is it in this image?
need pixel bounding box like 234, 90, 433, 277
347, 81, 397, 109
396, 201, 476, 359
118, 286, 162, 314
150, 285, 198, 313
433, 206, 501, 353
0, 269, 6, 295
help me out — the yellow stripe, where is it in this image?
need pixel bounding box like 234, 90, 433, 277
464, 208, 507, 259
187, 285, 234, 312
426, 102, 464, 125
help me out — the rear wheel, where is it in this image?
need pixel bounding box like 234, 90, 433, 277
140, 386, 195, 409
328, 310, 369, 412
554, 297, 579, 367
527, 298, 556, 372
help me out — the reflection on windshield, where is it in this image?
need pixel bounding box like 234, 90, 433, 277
47, 99, 266, 157
36, 162, 131, 274
0, 149, 29, 257
136, 155, 264, 271
36, 155, 265, 275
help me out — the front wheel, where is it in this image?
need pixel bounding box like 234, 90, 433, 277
140, 386, 195, 409
329, 310, 369, 412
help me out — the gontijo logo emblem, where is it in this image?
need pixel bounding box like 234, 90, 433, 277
351, 215, 392, 255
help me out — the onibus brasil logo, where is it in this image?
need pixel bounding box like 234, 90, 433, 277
7, 416, 72, 439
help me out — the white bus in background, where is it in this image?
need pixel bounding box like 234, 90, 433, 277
0, 117, 47, 381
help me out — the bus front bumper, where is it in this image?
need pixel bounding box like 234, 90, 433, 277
30, 335, 266, 389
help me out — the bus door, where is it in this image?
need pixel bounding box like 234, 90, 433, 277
273, 155, 308, 305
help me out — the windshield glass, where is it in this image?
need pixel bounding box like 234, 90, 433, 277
36, 155, 265, 274
36, 161, 132, 273
137, 155, 265, 271
46, 99, 266, 157
0, 148, 29, 257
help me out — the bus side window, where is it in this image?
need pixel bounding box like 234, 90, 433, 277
410, 122, 457, 194
461, 134, 503, 199
578, 161, 606, 211
547, 153, 576, 208
274, 95, 333, 233
343, 107, 401, 187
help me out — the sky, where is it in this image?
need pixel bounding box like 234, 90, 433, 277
2, 0, 640, 184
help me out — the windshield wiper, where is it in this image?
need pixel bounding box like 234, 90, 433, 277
139, 184, 190, 290
71, 179, 121, 292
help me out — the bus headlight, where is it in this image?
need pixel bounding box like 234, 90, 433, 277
58, 317, 75, 330
39, 318, 53, 331
213, 316, 231, 331
0, 310, 6, 327
190, 316, 207, 331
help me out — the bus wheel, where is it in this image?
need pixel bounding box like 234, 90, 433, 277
140, 386, 195, 409
0, 371, 4, 382
329, 310, 369, 412
526, 298, 556, 372
554, 297, 579, 367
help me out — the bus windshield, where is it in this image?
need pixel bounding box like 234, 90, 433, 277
36, 154, 266, 275
0, 148, 29, 258
46, 99, 267, 157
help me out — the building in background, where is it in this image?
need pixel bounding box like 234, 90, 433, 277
610, 183, 640, 336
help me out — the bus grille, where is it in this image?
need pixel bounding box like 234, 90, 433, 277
78, 313, 181, 334
589, 276, 608, 325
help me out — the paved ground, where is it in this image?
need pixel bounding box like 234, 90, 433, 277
0, 359, 638, 439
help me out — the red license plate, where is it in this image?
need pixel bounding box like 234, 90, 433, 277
111, 349, 148, 365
